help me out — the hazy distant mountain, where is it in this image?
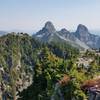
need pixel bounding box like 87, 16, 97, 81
34, 21, 89, 50
34, 21, 100, 49
74, 24, 100, 49
90, 30, 100, 36
0, 31, 7, 36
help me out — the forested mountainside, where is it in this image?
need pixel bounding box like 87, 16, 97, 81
0, 33, 78, 99
0, 33, 41, 100
0, 33, 100, 100
18, 48, 100, 100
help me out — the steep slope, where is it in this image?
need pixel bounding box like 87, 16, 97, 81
0, 32, 80, 99
74, 24, 100, 49
34, 21, 56, 42
57, 29, 89, 50
34, 21, 89, 50
0, 33, 41, 99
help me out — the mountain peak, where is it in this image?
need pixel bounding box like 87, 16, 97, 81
44, 21, 56, 33
60, 28, 70, 34
76, 24, 88, 33
75, 24, 91, 44
35, 21, 56, 38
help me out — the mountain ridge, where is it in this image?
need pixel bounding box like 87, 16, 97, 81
34, 21, 90, 50
0, 31, 7, 36
74, 24, 100, 49
34, 21, 100, 50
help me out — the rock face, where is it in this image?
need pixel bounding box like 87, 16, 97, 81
36, 21, 56, 36
74, 24, 100, 49
44, 21, 56, 33
58, 28, 75, 41
35, 21, 57, 42
34, 21, 100, 50
0, 33, 38, 99
34, 22, 90, 50
75, 24, 90, 42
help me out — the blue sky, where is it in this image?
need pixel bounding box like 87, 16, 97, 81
0, 0, 100, 33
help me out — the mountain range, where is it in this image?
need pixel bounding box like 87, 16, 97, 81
34, 21, 100, 50
0, 31, 7, 36
0, 21, 100, 50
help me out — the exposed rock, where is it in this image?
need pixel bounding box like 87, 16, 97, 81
74, 24, 100, 49
34, 21, 90, 50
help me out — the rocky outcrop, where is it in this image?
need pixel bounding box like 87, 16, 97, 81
74, 24, 100, 49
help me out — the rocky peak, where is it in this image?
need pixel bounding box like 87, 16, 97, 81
60, 28, 70, 34
58, 28, 71, 37
44, 21, 56, 33
35, 21, 56, 37
74, 24, 90, 42
76, 24, 89, 34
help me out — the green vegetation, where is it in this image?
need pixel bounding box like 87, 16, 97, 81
0, 33, 99, 100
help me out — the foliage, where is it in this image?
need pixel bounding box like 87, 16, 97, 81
0, 33, 99, 100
